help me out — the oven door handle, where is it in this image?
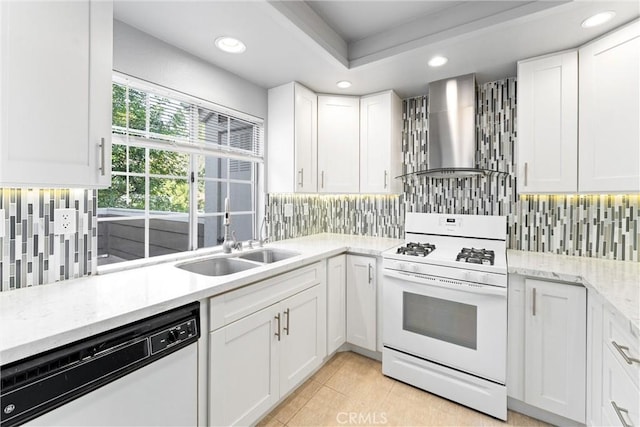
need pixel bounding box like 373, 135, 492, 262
383, 269, 507, 297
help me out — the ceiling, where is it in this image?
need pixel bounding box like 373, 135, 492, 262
114, 0, 640, 98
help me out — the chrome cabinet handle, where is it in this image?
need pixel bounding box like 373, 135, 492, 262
611, 401, 632, 427
283, 308, 290, 335
532, 288, 536, 316
368, 264, 373, 284
384, 170, 388, 189
298, 168, 304, 187
524, 162, 528, 186
274, 313, 281, 341
99, 138, 106, 176
321, 171, 324, 189
612, 341, 640, 365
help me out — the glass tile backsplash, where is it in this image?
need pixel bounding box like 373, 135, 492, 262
1, 78, 637, 292
0, 189, 97, 291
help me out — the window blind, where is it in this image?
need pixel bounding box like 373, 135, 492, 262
112, 76, 263, 162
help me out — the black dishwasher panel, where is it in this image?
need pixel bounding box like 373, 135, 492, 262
0, 302, 200, 427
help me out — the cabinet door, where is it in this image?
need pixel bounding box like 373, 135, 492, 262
318, 96, 360, 193
360, 92, 402, 194
507, 274, 526, 401
517, 52, 578, 193
0, 0, 112, 188
279, 283, 327, 395
586, 293, 603, 427
524, 279, 586, 423
209, 304, 280, 427
327, 255, 347, 354
601, 347, 640, 427
294, 83, 318, 193
579, 21, 640, 193
346, 255, 377, 351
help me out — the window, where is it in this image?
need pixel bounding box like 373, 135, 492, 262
98, 76, 263, 265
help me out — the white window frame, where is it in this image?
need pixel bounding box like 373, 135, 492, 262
97, 73, 263, 265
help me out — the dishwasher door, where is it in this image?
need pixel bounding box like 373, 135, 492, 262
24, 343, 197, 427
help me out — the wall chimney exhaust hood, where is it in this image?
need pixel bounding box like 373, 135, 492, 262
414, 73, 502, 179
426, 73, 480, 177
396, 73, 509, 181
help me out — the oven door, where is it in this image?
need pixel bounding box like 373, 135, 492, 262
383, 268, 507, 384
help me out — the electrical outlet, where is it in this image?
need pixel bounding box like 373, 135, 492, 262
303, 203, 309, 216
284, 203, 294, 218
54, 208, 76, 235
0, 209, 5, 238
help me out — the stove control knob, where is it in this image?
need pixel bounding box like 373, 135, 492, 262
479, 274, 489, 284
464, 271, 473, 281
411, 264, 419, 273
397, 262, 407, 271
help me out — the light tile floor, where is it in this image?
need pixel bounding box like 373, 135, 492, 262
258, 351, 550, 427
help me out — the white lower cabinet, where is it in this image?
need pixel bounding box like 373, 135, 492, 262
210, 304, 279, 426
598, 305, 640, 427
601, 346, 640, 427
279, 285, 327, 393
208, 263, 326, 426
508, 275, 586, 423
586, 293, 604, 426
327, 255, 347, 354
346, 255, 377, 352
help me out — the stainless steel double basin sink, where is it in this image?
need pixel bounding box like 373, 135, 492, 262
176, 248, 300, 277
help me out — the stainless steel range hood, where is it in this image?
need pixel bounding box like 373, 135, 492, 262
425, 73, 488, 178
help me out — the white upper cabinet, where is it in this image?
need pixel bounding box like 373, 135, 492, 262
0, 0, 113, 188
517, 51, 578, 193
317, 96, 360, 193
359, 91, 403, 194
267, 82, 318, 193
579, 20, 640, 193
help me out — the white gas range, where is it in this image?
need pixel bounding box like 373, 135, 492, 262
382, 213, 508, 420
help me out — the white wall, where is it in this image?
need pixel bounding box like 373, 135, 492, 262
113, 20, 267, 120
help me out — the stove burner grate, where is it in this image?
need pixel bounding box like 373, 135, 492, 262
396, 242, 436, 257
456, 248, 495, 265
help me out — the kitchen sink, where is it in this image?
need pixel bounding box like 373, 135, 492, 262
237, 248, 300, 264
177, 257, 259, 276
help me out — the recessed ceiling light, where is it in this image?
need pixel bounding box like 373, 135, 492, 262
428, 56, 448, 67
581, 11, 615, 28
336, 80, 352, 89
215, 36, 246, 53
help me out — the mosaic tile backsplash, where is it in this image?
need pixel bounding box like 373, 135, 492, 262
0, 189, 97, 291
269, 78, 639, 262
267, 194, 404, 241
1, 80, 636, 293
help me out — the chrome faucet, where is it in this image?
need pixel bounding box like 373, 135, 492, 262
222, 197, 242, 253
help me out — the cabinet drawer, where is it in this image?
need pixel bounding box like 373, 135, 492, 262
209, 262, 325, 331
602, 347, 640, 427
604, 308, 640, 388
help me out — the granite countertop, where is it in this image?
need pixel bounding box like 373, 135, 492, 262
0, 233, 402, 365
508, 250, 640, 336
